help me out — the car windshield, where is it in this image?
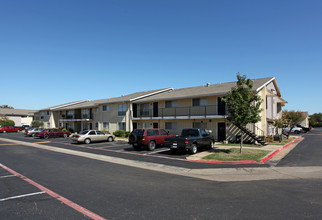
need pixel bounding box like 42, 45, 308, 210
80, 130, 89, 135
131, 129, 144, 136
181, 129, 199, 137
40, 129, 47, 132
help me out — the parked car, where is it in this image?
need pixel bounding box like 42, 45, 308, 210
71, 130, 115, 144
166, 128, 215, 154
34, 129, 71, 139
25, 128, 43, 137
128, 128, 176, 151
0, 126, 22, 133
296, 124, 310, 133
283, 126, 303, 134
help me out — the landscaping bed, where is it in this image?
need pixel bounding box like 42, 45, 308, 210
202, 148, 270, 162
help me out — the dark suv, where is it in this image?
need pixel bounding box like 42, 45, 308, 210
128, 128, 176, 151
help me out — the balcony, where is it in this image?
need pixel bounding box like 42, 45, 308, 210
60, 114, 93, 122
132, 105, 227, 120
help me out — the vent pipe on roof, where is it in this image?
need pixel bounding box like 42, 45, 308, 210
205, 83, 211, 87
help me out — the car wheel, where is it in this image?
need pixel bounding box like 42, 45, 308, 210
170, 149, 177, 154
107, 136, 113, 142
190, 144, 198, 154
129, 134, 137, 143
63, 133, 68, 138
32, 133, 36, 137
84, 138, 91, 144
209, 141, 215, 150
44, 134, 49, 139
17, 130, 20, 133
147, 141, 156, 151
3, 131, 6, 133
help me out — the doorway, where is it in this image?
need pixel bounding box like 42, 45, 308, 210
217, 122, 226, 142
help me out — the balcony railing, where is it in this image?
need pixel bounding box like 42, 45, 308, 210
133, 105, 227, 119
60, 114, 93, 121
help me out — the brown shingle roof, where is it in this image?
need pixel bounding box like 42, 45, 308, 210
133, 77, 275, 102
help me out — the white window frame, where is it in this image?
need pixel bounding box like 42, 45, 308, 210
118, 122, 126, 130
118, 103, 127, 116
165, 122, 177, 130
102, 122, 109, 129
102, 105, 110, 112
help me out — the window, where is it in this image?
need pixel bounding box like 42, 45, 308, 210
165, 100, 178, 108
142, 122, 150, 129
140, 103, 150, 116
118, 122, 126, 130
83, 123, 88, 130
95, 122, 98, 129
118, 103, 127, 116
160, 129, 168, 135
103, 122, 109, 129
89, 131, 96, 135
96, 131, 105, 135
193, 122, 208, 129
47, 122, 50, 127
192, 98, 207, 106
47, 111, 50, 115
147, 130, 154, 136
165, 122, 177, 130
102, 105, 109, 112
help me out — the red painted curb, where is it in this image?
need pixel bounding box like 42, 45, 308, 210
188, 160, 258, 164
0, 163, 106, 220
260, 136, 302, 164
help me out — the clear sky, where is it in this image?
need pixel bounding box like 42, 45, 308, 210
1, 0, 321, 114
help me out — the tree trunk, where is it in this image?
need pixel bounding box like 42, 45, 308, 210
240, 131, 243, 153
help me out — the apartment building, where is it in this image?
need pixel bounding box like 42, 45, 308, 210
34, 77, 287, 142
131, 77, 287, 141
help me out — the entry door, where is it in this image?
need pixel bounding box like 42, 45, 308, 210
218, 97, 226, 115
153, 102, 158, 117
153, 123, 158, 128
217, 122, 226, 142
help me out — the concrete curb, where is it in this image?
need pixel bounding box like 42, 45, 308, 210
188, 136, 303, 165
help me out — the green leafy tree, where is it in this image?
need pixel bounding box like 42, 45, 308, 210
273, 118, 288, 142
222, 73, 262, 152
309, 113, 322, 127
0, 116, 15, 126
282, 110, 304, 138
31, 120, 44, 128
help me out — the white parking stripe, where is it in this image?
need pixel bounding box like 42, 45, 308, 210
0, 191, 46, 202
0, 174, 16, 179
144, 149, 170, 155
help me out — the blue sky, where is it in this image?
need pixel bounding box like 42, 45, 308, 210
1, 0, 321, 114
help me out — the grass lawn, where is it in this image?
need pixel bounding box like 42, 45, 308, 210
216, 143, 263, 148
268, 136, 296, 145
202, 148, 270, 162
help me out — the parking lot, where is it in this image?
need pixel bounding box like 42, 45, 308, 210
0, 132, 190, 161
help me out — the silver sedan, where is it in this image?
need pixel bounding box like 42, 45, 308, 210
71, 130, 115, 144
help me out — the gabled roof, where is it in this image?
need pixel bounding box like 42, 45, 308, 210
0, 109, 37, 116
39, 100, 91, 111
132, 77, 277, 103
41, 88, 173, 111
94, 88, 173, 105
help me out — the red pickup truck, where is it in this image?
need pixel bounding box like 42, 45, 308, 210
128, 128, 176, 151
0, 126, 22, 133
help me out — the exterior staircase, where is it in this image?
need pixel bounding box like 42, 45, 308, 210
233, 123, 268, 146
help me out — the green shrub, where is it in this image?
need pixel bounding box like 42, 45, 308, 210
125, 131, 130, 137
62, 128, 68, 132
31, 120, 44, 128
113, 130, 125, 137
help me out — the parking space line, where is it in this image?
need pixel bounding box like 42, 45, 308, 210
144, 149, 170, 155
35, 141, 51, 144
0, 163, 106, 220
0, 191, 46, 202
0, 143, 17, 146
0, 174, 16, 179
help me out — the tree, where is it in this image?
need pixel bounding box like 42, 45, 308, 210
282, 110, 304, 138
0, 105, 14, 109
31, 120, 44, 128
0, 116, 15, 126
309, 113, 322, 127
222, 73, 262, 152
273, 118, 288, 142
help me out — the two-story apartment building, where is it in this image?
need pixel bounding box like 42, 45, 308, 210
35, 88, 173, 133
34, 77, 287, 142
131, 77, 287, 142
